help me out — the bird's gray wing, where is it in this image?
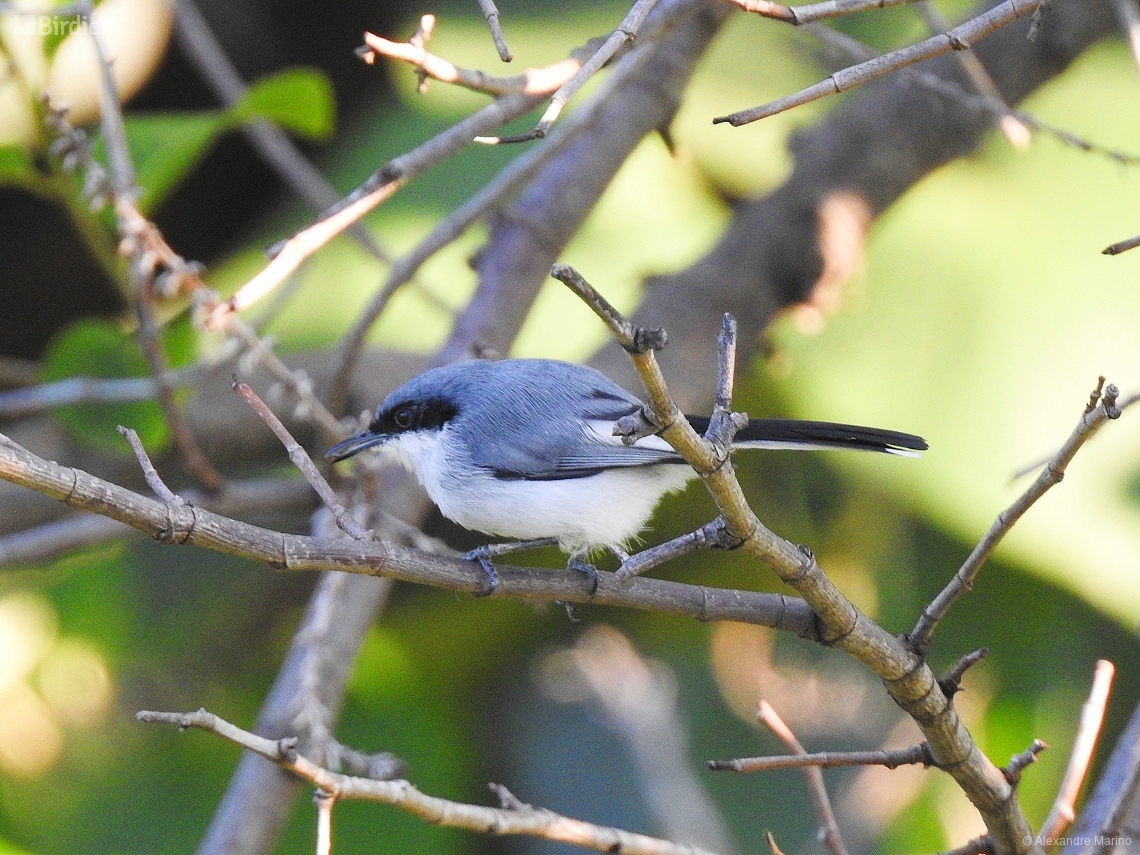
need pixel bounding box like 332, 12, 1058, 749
469, 385, 681, 481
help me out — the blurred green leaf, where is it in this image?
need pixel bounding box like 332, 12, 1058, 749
0, 146, 34, 186
231, 68, 336, 142
109, 68, 334, 214
41, 318, 168, 452
122, 112, 226, 214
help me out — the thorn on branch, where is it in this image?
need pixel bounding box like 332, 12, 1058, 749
938, 648, 989, 698
488, 782, 530, 811
1002, 739, 1047, 786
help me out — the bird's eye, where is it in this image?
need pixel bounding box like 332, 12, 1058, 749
393, 406, 416, 430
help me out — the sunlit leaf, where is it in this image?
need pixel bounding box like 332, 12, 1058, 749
230, 68, 336, 142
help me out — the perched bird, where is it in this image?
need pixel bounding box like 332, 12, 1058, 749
327, 358, 926, 592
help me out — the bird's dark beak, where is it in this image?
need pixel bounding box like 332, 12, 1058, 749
325, 431, 388, 463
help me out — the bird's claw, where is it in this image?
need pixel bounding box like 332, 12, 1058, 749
567, 555, 599, 595
462, 547, 500, 597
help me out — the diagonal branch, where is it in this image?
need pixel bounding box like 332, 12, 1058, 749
475, 0, 660, 144
714, 0, 1039, 126
552, 263, 1039, 855
756, 701, 849, 855
908, 381, 1131, 655
1039, 660, 1115, 842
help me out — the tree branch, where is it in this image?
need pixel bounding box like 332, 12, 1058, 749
140, 708, 727, 855
0, 430, 822, 635
909, 381, 1130, 655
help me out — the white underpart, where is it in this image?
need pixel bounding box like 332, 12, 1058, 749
381, 423, 696, 552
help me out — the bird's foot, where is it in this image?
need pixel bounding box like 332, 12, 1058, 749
462, 546, 501, 597
567, 554, 599, 595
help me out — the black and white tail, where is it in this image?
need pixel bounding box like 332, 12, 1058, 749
685, 416, 927, 458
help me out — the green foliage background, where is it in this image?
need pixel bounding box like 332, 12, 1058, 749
1, 2, 1139, 854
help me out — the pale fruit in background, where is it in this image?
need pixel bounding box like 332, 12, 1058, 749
0, 0, 173, 145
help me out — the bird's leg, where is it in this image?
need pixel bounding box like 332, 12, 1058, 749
566, 551, 599, 596
463, 538, 560, 596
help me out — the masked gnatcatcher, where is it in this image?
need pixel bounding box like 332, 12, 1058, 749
327, 358, 925, 593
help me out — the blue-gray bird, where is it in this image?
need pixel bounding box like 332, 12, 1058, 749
327, 358, 926, 591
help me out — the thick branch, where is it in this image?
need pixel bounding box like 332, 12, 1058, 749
0, 431, 820, 635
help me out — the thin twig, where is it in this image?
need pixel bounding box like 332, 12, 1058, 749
1102, 234, 1140, 256
115, 425, 197, 545
714, 0, 1040, 126
939, 648, 990, 698
475, 0, 659, 144
172, 0, 388, 262
909, 381, 1132, 655
914, 0, 1030, 148
476, 0, 513, 61
116, 426, 183, 505
614, 519, 739, 581
231, 379, 369, 541
1039, 660, 1115, 842
756, 701, 849, 855
224, 316, 343, 439
359, 30, 584, 97
1002, 740, 1047, 786
138, 708, 726, 855
707, 741, 935, 773
314, 791, 334, 855
85, 25, 224, 492
725, 0, 922, 24
802, 22, 1140, 168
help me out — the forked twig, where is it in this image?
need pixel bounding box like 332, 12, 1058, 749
475, 0, 659, 144
909, 381, 1130, 655
359, 29, 585, 97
